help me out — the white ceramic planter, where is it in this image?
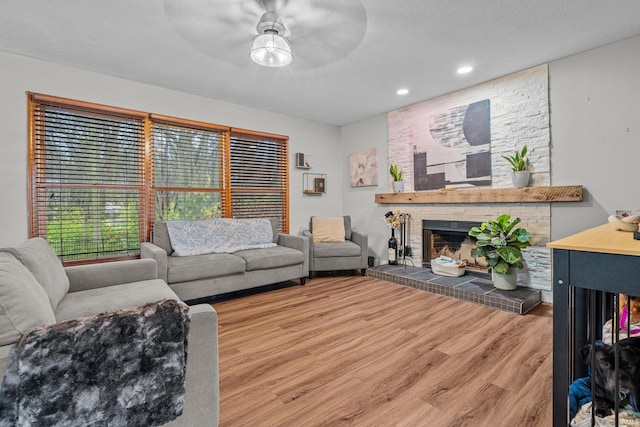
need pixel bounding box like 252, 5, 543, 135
511, 171, 530, 188
492, 266, 518, 290
392, 181, 405, 193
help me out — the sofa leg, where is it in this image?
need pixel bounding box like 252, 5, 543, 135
361, 268, 367, 276
300, 277, 306, 285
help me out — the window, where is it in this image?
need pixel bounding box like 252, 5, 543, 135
29, 94, 289, 263
229, 131, 289, 231
151, 117, 227, 222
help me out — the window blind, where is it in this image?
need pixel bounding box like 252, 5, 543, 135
28, 93, 290, 263
229, 131, 289, 232
29, 94, 147, 262
151, 119, 226, 221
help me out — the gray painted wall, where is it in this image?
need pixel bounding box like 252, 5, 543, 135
0, 51, 343, 246
549, 34, 640, 240
341, 34, 640, 263
2, 33, 640, 260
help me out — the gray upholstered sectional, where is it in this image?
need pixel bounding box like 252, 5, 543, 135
141, 219, 309, 301
0, 238, 219, 426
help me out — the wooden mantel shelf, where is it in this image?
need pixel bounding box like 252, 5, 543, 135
375, 185, 582, 204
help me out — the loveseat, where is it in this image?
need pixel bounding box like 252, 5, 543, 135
141, 218, 309, 301
0, 238, 219, 426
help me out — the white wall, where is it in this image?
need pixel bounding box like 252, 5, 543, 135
340, 115, 389, 264
0, 51, 343, 246
4, 33, 640, 253
549, 34, 640, 240
342, 34, 640, 262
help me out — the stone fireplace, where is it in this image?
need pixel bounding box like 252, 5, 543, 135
383, 201, 553, 300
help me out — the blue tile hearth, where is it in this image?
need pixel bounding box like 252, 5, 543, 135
367, 264, 541, 315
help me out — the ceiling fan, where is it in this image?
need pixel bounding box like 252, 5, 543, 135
163, 0, 367, 70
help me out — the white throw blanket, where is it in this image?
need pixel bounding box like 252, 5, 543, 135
166, 218, 277, 256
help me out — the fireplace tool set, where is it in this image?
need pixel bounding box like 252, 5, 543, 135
397, 213, 413, 267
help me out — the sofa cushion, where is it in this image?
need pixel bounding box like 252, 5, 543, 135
167, 253, 246, 284
234, 246, 305, 272
0, 237, 69, 310
152, 221, 174, 255
269, 218, 279, 243
0, 253, 56, 346
54, 279, 179, 322
313, 241, 363, 258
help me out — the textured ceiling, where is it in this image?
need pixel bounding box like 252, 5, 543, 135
1, 0, 640, 126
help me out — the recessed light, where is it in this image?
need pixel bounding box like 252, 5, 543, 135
397, 88, 409, 95
457, 66, 473, 74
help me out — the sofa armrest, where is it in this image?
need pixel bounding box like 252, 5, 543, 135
173, 303, 219, 426
141, 242, 168, 283
277, 233, 309, 277
65, 258, 158, 293
302, 230, 314, 272
351, 230, 369, 269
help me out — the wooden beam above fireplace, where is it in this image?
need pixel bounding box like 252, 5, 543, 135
375, 185, 583, 204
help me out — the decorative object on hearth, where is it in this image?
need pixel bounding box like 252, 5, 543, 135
384, 211, 400, 265
607, 214, 640, 232
389, 164, 404, 193
431, 256, 466, 277
503, 145, 530, 188
468, 214, 531, 290
383, 211, 412, 266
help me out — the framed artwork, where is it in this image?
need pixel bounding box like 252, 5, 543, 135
412, 99, 492, 191
349, 148, 378, 187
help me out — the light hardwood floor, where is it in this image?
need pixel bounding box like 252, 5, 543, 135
214, 275, 552, 427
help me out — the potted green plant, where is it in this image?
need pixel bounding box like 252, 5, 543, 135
389, 164, 404, 193
502, 145, 530, 187
468, 214, 531, 290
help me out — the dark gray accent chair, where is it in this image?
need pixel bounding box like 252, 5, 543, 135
303, 216, 368, 277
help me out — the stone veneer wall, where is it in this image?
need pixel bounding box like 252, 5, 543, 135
393, 204, 551, 299
387, 65, 552, 300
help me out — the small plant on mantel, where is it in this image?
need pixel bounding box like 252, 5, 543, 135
468, 214, 531, 274
502, 145, 529, 172
389, 164, 403, 182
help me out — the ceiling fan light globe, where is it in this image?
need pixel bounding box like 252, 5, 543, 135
250, 33, 293, 67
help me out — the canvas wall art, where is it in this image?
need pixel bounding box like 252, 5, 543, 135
349, 148, 378, 187
413, 99, 491, 190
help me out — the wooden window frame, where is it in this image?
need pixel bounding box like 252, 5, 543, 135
28, 93, 289, 264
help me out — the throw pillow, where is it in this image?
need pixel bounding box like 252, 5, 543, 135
0, 253, 56, 346
1, 237, 69, 310
312, 217, 346, 243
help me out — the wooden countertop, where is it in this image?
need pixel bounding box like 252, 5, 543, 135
547, 223, 640, 256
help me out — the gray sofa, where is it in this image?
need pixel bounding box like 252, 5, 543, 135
0, 237, 219, 426
141, 219, 309, 301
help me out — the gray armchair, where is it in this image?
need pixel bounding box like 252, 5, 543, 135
303, 216, 368, 277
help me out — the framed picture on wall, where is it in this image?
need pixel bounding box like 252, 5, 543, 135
349, 148, 378, 187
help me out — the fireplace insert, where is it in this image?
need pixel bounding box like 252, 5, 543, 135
422, 219, 487, 272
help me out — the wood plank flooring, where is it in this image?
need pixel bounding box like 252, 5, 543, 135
214, 275, 552, 427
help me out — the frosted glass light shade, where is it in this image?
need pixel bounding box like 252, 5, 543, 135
250, 32, 293, 67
